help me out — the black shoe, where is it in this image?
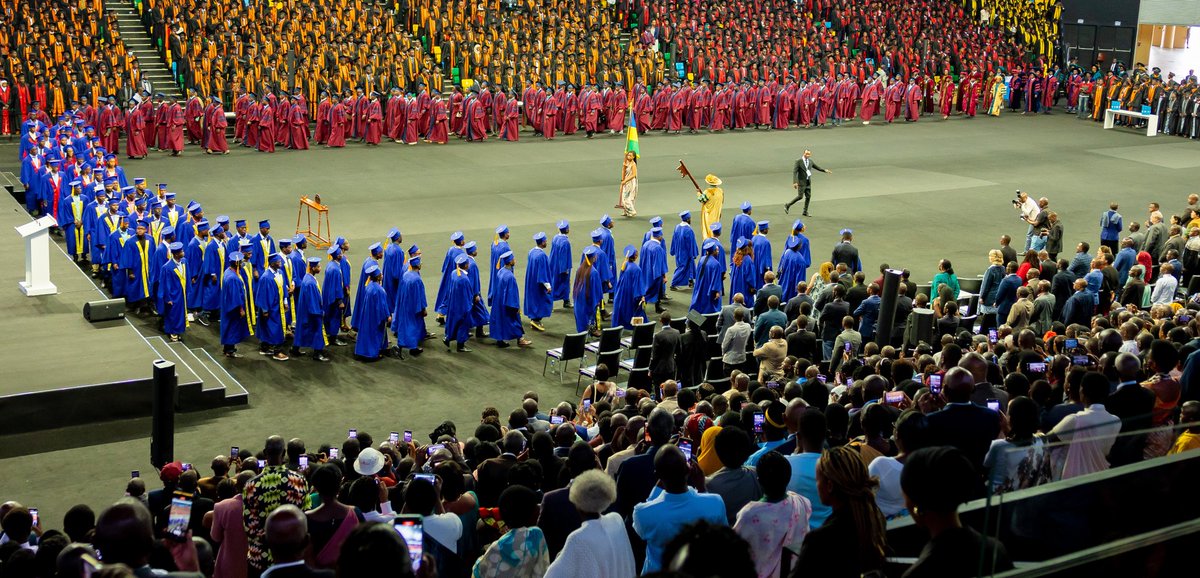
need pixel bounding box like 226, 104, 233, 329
497, 341, 510, 348
784, 204, 790, 214
656, 304, 666, 313
334, 338, 349, 347
223, 351, 242, 358
314, 352, 331, 362
411, 347, 424, 356
475, 328, 486, 339
443, 338, 451, 350
802, 211, 810, 217
290, 347, 304, 357
563, 301, 573, 309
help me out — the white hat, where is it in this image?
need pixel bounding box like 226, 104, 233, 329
354, 447, 385, 476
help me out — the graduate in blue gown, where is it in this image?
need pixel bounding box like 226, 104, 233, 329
177, 202, 203, 249
670, 211, 699, 289
288, 234, 309, 285
292, 258, 330, 361
612, 245, 647, 330
382, 228, 406, 307
730, 202, 758, 260
235, 240, 259, 338
434, 231, 466, 320
220, 253, 252, 357
708, 222, 728, 272
276, 238, 298, 330
323, 245, 348, 346
106, 214, 132, 298
444, 255, 476, 352
642, 216, 664, 246
225, 218, 248, 256
488, 225, 511, 304
335, 236, 354, 330
778, 236, 808, 303
640, 227, 669, 313
780, 220, 812, 301
198, 226, 227, 324
598, 215, 616, 299
573, 246, 606, 334
83, 189, 108, 270
152, 226, 175, 303
465, 242, 491, 336
159, 243, 189, 342
354, 265, 391, 360
391, 257, 428, 358
585, 229, 615, 319
549, 220, 573, 307
751, 220, 774, 279
185, 220, 211, 315
690, 239, 724, 314
248, 219, 276, 277
729, 237, 759, 308
121, 219, 157, 314
489, 251, 530, 348
60, 181, 90, 261
256, 254, 291, 360
524, 233, 554, 331
351, 243, 383, 332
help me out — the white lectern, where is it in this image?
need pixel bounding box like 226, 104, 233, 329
15, 215, 58, 296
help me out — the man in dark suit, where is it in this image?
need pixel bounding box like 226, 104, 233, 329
649, 312, 681, 387
475, 431, 526, 507
786, 315, 821, 363
753, 271, 783, 317
614, 409, 675, 519
890, 284, 914, 346
1050, 259, 1076, 319
845, 271, 868, 316
261, 505, 335, 578
537, 442, 595, 557
926, 367, 1001, 475
994, 263, 1023, 322
998, 235, 1018, 267
1106, 352, 1156, 467
818, 284, 850, 360
784, 149, 831, 216
753, 295, 787, 348
1061, 278, 1095, 327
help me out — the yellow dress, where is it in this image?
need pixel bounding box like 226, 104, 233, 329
699, 186, 724, 239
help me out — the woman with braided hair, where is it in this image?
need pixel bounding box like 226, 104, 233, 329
791, 446, 888, 578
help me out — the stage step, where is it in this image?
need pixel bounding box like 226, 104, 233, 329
146, 336, 248, 409
113, 1, 184, 101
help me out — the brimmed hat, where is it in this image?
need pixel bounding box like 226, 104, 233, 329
354, 447, 385, 476
705, 174, 722, 186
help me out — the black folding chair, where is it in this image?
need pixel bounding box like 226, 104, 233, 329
544, 331, 587, 383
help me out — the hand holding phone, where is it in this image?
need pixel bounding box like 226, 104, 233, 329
551, 415, 565, 425
166, 497, 193, 540
986, 399, 1001, 412
753, 412, 765, 433
403, 430, 413, 444
230, 446, 239, 459
678, 440, 693, 461
29, 508, 38, 528
394, 516, 424, 572
299, 455, 309, 471
348, 428, 357, 439
329, 447, 340, 460
885, 391, 904, 406
389, 431, 400, 444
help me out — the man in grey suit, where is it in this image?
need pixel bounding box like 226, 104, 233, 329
717, 293, 751, 343
1142, 212, 1168, 263
754, 271, 784, 316
784, 149, 831, 216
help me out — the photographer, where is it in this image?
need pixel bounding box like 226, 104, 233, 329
1013, 191, 1042, 251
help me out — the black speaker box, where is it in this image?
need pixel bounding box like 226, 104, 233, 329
84, 298, 126, 322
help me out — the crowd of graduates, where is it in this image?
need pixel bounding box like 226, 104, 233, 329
1080, 64, 1200, 140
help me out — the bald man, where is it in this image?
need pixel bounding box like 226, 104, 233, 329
960, 352, 1009, 407
1106, 351, 1156, 466
262, 505, 332, 577
632, 444, 727, 574
93, 499, 203, 576
925, 367, 1001, 474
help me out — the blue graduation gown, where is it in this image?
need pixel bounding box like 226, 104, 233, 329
445, 269, 475, 344
322, 262, 345, 338
339, 256, 353, 319
524, 247, 553, 320
295, 274, 326, 350
572, 266, 605, 332
778, 248, 807, 302
382, 242, 406, 306
670, 223, 698, 287
59, 194, 90, 258
730, 214, 757, 257
120, 235, 157, 302
612, 260, 646, 330
598, 230, 616, 295
107, 228, 132, 298
640, 239, 668, 304
466, 256, 490, 326
185, 236, 209, 308
488, 239, 511, 304
255, 268, 288, 345
151, 240, 171, 301
391, 269, 428, 348
220, 269, 252, 346
289, 249, 308, 285
729, 255, 759, 308
549, 234, 573, 301
159, 260, 188, 335
249, 233, 276, 275
350, 257, 378, 331
95, 213, 120, 267
434, 246, 464, 314
84, 202, 105, 261
582, 246, 615, 296
177, 218, 200, 250
354, 281, 390, 358
751, 234, 773, 278
200, 238, 225, 311
690, 254, 724, 314
489, 267, 523, 341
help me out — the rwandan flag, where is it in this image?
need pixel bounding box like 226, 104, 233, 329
625, 102, 640, 159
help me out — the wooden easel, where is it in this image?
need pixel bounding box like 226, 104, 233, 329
296, 194, 332, 248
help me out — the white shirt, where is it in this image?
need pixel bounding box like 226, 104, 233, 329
1050, 403, 1122, 480
867, 456, 907, 517
545, 513, 637, 578
802, 158, 812, 179
261, 560, 306, 578
422, 512, 464, 554
1019, 197, 1040, 222
1151, 275, 1178, 304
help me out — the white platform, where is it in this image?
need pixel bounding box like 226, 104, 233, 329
1103, 109, 1158, 137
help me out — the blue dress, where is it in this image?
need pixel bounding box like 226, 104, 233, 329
391, 269, 428, 349
220, 268, 252, 346
573, 266, 605, 332
751, 234, 773, 278
549, 234, 573, 302
199, 238, 225, 311
120, 235, 157, 302
524, 247, 553, 320
383, 242, 406, 306
321, 262, 345, 339
350, 256, 377, 331
445, 269, 475, 344
690, 254, 724, 314
640, 239, 668, 304
778, 247, 806, 303
489, 267, 524, 341
670, 223, 698, 287
729, 255, 759, 308
295, 274, 326, 350
434, 246, 465, 314
612, 260, 646, 329
255, 268, 288, 346
159, 260, 188, 336
354, 281, 391, 358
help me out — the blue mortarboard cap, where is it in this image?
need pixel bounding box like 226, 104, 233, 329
335, 236, 346, 247
294, 234, 307, 244
68, 179, 81, 188
151, 199, 163, 209
104, 177, 118, 186
278, 238, 292, 247
186, 201, 201, 213
229, 252, 244, 262
92, 168, 104, 175
786, 236, 800, 249
164, 192, 176, 200
197, 220, 210, 232
710, 222, 722, 233
388, 228, 401, 240
104, 153, 116, 161
757, 220, 769, 229
169, 242, 184, 251
135, 196, 147, 206
408, 244, 420, 256
240, 240, 254, 250
136, 220, 148, 229
703, 238, 720, 252
307, 257, 321, 265
650, 216, 663, 227
451, 231, 465, 242
600, 214, 613, 226
679, 210, 691, 220
117, 212, 130, 221
623, 245, 637, 258
258, 219, 270, 229
557, 220, 569, 231
741, 201, 752, 211
327, 245, 341, 256
533, 232, 547, 242
162, 226, 175, 237
736, 237, 750, 250
495, 224, 509, 236
134, 178, 146, 185
365, 264, 380, 276
369, 242, 383, 253
500, 251, 514, 263
409, 256, 422, 266
269, 253, 283, 263
591, 228, 603, 241
455, 254, 469, 265
792, 219, 804, 231
157, 183, 169, 189
120, 185, 134, 194
651, 226, 663, 235
235, 219, 247, 227
107, 198, 119, 206
583, 246, 600, 257
216, 216, 230, 225
465, 241, 477, 252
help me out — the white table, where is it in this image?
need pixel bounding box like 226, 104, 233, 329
1104, 108, 1158, 137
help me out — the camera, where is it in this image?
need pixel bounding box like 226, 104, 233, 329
1012, 190, 1023, 206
